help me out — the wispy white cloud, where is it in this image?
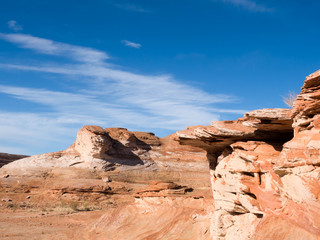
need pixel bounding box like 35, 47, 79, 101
0, 84, 149, 126
0, 64, 242, 125
219, 0, 272, 12
0, 111, 76, 155
7, 20, 23, 31
0, 63, 236, 107
0, 146, 28, 156
121, 40, 141, 49
0, 33, 109, 63
0, 33, 246, 154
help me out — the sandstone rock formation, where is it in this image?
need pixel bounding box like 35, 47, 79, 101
173, 70, 320, 239
1, 69, 320, 240
175, 109, 295, 239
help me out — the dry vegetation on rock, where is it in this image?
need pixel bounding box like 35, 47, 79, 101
283, 91, 298, 107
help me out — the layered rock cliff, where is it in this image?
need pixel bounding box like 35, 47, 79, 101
1, 69, 320, 240
174, 69, 320, 239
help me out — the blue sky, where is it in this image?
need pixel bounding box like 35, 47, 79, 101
0, 0, 320, 155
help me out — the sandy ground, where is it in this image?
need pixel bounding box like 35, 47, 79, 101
0, 209, 107, 240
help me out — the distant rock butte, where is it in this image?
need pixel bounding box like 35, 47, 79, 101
0, 152, 28, 168
1, 69, 320, 240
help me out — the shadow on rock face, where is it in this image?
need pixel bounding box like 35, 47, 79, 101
104, 138, 148, 166
73, 126, 159, 167
103, 127, 159, 167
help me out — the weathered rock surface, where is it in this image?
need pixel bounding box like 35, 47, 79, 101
1, 69, 320, 240
91, 197, 213, 240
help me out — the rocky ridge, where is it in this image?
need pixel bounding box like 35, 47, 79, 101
1, 70, 320, 239
0, 152, 28, 168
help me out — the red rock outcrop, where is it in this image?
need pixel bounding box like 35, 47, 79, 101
175, 109, 294, 239
174, 70, 320, 240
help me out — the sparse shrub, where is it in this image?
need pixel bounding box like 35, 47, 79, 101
69, 201, 79, 211
83, 202, 90, 211
283, 91, 298, 107
7, 203, 19, 211
57, 200, 79, 213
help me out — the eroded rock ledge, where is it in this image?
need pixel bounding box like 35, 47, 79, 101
175, 108, 295, 239
174, 70, 320, 240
